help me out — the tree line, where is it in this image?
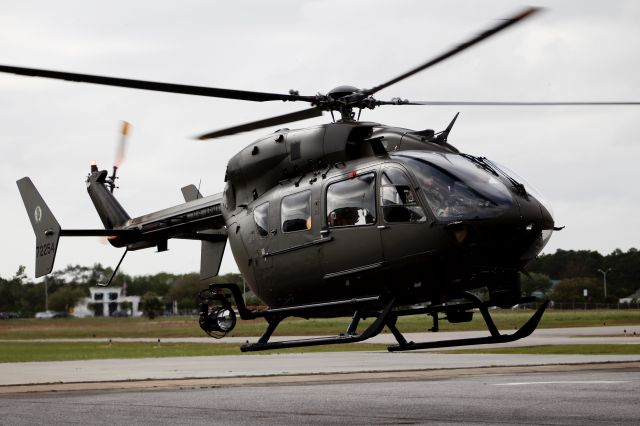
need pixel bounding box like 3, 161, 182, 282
0, 264, 246, 318
2, 247, 639, 316
524, 248, 640, 303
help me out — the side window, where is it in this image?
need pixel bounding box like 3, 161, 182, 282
327, 172, 376, 227
380, 167, 426, 223
254, 202, 269, 237
281, 190, 311, 232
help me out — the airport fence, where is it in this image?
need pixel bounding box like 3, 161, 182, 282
518, 301, 640, 310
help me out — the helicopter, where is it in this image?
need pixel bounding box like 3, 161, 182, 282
7, 7, 639, 352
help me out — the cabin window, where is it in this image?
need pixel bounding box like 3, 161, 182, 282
326, 172, 376, 227
281, 190, 311, 232
254, 202, 269, 237
380, 167, 426, 223
222, 182, 235, 211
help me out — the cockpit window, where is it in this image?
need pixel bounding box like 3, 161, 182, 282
380, 167, 426, 223
394, 152, 513, 221
327, 172, 376, 227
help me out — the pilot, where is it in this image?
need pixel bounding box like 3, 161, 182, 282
420, 174, 450, 218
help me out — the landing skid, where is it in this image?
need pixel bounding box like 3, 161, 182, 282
202, 284, 548, 352
240, 297, 396, 352
387, 295, 549, 351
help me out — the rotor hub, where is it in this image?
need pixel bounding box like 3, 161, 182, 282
327, 85, 360, 100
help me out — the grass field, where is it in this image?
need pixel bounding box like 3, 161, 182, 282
0, 309, 638, 340
1, 310, 639, 363
0, 342, 387, 363
1, 341, 639, 363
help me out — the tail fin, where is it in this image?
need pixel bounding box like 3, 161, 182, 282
86, 167, 130, 229
16, 177, 61, 277
181, 184, 202, 202
181, 184, 226, 279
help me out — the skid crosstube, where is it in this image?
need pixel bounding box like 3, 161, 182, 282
205, 284, 548, 352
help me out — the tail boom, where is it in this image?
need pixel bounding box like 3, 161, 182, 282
17, 172, 226, 279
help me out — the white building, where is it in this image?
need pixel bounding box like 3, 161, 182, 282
73, 286, 141, 317
619, 289, 640, 304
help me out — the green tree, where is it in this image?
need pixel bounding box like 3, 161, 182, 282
529, 249, 603, 279
0, 278, 21, 312
19, 283, 47, 317
13, 265, 27, 284
48, 286, 87, 312
127, 272, 176, 297
529, 248, 640, 300
520, 272, 552, 297
604, 248, 640, 299
552, 277, 602, 303
163, 272, 248, 312
141, 291, 164, 319
164, 273, 202, 311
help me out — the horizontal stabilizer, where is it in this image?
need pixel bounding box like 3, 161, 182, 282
59, 229, 140, 237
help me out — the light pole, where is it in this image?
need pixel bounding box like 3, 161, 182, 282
597, 268, 612, 300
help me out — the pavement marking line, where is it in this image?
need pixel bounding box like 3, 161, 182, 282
494, 380, 631, 386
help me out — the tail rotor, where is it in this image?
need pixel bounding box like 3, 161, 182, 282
106, 120, 131, 193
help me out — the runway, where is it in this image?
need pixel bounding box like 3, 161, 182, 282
1, 326, 639, 424
1, 364, 638, 425
1, 325, 639, 390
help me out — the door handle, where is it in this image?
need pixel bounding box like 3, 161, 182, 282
377, 225, 389, 230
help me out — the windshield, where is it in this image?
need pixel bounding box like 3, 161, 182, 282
484, 159, 554, 220
393, 151, 513, 221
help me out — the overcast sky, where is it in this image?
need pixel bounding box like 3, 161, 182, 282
1, 0, 639, 280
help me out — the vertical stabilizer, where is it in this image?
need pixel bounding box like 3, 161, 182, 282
181, 183, 227, 279
181, 184, 202, 202
201, 237, 227, 279
16, 177, 61, 277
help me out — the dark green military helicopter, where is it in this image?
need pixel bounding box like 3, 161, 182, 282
7, 8, 638, 351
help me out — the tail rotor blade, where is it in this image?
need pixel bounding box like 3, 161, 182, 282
114, 120, 130, 167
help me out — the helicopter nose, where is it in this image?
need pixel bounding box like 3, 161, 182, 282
517, 195, 555, 261
445, 195, 554, 267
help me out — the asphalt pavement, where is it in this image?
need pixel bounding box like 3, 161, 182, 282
1, 365, 638, 425
0, 325, 639, 389
2, 325, 639, 425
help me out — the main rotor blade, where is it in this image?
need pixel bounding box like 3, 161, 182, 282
376, 100, 640, 106
363, 7, 540, 96
196, 107, 323, 140
0, 64, 315, 103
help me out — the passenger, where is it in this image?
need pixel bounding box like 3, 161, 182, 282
329, 207, 360, 226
